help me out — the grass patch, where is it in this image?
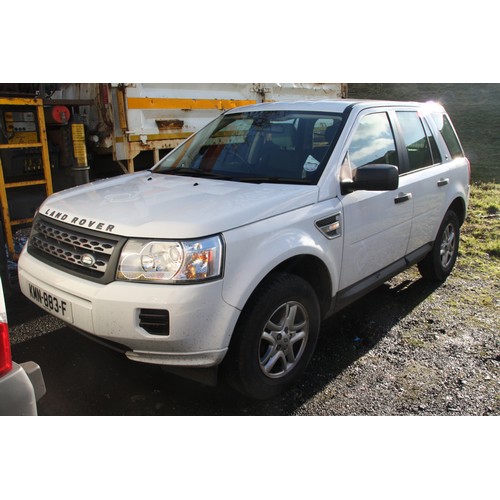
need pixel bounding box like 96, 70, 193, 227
402, 333, 426, 348
396, 362, 441, 401
459, 182, 500, 276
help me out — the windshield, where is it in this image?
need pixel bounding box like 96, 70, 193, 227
152, 110, 344, 184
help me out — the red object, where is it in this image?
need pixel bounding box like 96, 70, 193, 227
100, 83, 109, 106
0, 322, 12, 377
50, 105, 71, 124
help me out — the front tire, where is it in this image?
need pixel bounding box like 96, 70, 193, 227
418, 210, 460, 282
223, 273, 320, 399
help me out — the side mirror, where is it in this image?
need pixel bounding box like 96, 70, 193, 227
341, 164, 399, 193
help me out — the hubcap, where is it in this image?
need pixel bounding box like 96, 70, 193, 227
440, 223, 456, 268
259, 301, 309, 379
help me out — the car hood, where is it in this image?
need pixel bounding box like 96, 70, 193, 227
39, 172, 319, 238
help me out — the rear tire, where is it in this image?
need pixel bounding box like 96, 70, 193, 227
223, 273, 320, 399
418, 210, 460, 282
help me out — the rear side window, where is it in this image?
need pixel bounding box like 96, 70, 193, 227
396, 111, 433, 171
431, 112, 463, 159
422, 118, 442, 164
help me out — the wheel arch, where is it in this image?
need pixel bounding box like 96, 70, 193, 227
448, 195, 467, 226
239, 254, 333, 321
221, 263, 325, 398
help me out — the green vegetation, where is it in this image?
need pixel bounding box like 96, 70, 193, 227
459, 182, 500, 277
395, 361, 440, 401
401, 332, 426, 348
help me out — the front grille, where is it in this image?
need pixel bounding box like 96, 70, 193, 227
28, 215, 124, 283
139, 309, 170, 336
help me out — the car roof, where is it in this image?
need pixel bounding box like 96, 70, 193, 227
227, 99, 445, 114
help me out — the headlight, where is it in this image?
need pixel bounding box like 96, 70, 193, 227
117, 235, 223, 283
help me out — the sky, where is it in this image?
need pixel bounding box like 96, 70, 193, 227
5, 2, 499, 84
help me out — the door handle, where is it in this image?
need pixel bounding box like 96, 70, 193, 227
437, 178, 449, 187
394, 192, 412, 204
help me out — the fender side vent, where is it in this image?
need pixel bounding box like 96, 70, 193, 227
315, 213, 342, 239
139, 309, 170, 336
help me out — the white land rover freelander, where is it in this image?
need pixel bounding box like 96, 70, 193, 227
18, 100, 470, 399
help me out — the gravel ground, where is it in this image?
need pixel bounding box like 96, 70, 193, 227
235, 265, 499, 416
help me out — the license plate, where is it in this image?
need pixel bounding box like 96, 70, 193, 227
27, 282, 74, 323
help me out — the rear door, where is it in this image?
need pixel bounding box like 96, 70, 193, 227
338, 109, 413, 290
393, 110, 450, 254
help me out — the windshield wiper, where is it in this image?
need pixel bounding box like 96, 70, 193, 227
161, 168, 234, 180
237, 176, 312, 185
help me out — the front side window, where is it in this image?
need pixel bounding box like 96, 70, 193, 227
341, 112, 398, 180
396, 111, 433, 171
153, 110, 344, 184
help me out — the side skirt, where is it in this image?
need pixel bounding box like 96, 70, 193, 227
327, 243, 432, 317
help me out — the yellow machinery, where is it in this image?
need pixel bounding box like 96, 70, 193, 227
0, 97, 53, 259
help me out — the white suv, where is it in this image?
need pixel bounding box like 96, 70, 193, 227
18, 99, 470, 399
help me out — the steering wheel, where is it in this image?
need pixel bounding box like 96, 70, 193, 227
225, 148, 252, 167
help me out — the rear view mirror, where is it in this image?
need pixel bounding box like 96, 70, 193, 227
341, 164, 399, 193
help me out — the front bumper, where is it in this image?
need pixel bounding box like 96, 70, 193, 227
18, 250, 241, 368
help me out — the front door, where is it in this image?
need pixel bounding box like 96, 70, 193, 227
338, 110, 413, 290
